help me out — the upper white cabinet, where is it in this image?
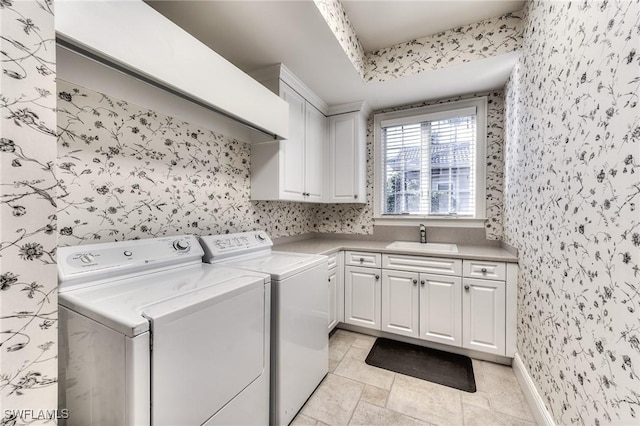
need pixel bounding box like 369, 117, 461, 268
304, 104, 326, 201
279, 84, 306, 200
251, 64, 370, 204
325, 103, 369, 203
251, 66, 327, 202
56, 0, 288, 141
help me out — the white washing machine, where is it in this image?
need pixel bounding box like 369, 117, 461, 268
58, 235, 270, 426
199, 231, 328, 426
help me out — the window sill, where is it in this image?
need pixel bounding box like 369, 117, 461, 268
374, 217, 487, 228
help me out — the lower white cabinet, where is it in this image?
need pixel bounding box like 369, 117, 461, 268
341, 251, 516, 357
328, 268, 338, 332
327, 252, 344, 332
381, 270, 462, 346
462, 277, 506, 356
345, 265, 381, 330
419, 274, 462, 347
381, 270, 419, 337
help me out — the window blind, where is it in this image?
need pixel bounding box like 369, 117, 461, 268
382, 109, 477, 216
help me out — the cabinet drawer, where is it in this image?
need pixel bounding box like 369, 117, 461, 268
463, 260, 506, 281
345, 251, 381, 268
383, 254, 461, 276
327, 252, 338, 270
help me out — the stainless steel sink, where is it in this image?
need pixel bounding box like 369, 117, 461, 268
386, 241, 459, 253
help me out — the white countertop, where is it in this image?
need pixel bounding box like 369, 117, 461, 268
274, 238, 518, 263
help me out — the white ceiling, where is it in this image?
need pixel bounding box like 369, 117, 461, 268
342, 0, 525, 52
147, 1, 524, 111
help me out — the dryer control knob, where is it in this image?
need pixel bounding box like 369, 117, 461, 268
173, 240, 190, 251
256, 233, 266, 241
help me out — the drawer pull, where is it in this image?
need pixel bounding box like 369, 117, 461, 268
359, 257, 364, 263
412, 279, 418, 285
481, 267, 488, 273
464, 285, 470, 291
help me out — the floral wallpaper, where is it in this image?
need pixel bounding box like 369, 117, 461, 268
56, 80, 317, 246
503, 1, 639, 424
312, 0, 366, 80
0, 0, 58, 423
364, 11, 523, 83
315, 91, 505, 241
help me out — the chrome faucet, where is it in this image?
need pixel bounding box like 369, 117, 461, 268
419, 224, 427, 244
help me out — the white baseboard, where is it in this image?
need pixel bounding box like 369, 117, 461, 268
512, 352, 555, 426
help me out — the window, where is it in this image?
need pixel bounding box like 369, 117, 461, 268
373, 98, 487, 226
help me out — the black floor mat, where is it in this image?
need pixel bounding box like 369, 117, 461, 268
365, 338, 476, 392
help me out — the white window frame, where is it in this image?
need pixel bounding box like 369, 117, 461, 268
373, 97, 487, 228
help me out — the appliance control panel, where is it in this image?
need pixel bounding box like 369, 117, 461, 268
58, 235, 203, 288
200, 231, 272, 262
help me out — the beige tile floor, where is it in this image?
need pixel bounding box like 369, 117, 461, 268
293, 330, 537, 426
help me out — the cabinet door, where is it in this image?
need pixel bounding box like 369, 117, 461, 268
336, 252, 345, 323
419, 273, 462, 347
328, 268, 338, 332
279, 83, 305, 200
381, 270, 419, 338
344, 266, 381, 330
304, 103, 325, 201
463, 278, 506, 356
326, 113, 364, 203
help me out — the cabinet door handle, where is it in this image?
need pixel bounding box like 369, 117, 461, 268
354, 194, 358, 198
481, 268, 487, 273
420, 280, 425, 286
375, 275, 380, 280
464, 285, 470, 291
328, 277, 331, 282
412, 279, 418, 285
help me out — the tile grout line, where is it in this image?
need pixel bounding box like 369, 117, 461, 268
385, 373, 397, 409
345, 383, 364, 426
460, 382, 466, 426
345, 336, 362, 426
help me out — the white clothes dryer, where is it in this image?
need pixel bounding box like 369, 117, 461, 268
58, 235, 270, 426
199, 231, 328, 426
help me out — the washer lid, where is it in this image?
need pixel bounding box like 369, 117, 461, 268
225, 251, 327, 280
58, 264, 268, 337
